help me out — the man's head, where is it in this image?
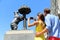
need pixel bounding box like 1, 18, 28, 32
44, 8, 51, 16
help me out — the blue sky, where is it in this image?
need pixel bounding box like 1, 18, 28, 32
0, 0, 50, 40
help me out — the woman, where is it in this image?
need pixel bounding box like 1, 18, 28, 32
28, 13, 46, 40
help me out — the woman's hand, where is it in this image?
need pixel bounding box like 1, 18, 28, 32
35, 32, 41, 37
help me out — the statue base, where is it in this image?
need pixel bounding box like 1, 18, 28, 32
4, 30, 34, 40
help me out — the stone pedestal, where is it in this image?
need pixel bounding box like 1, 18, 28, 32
4, 30, 34, 40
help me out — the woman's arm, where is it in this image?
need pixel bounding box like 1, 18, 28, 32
36, 28, 48, 37
28, 18, 38, 27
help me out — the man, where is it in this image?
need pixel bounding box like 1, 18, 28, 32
36, 8, 60, 40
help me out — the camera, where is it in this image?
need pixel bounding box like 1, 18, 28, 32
30, 17, 36, 21
30, 17, 34, 19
